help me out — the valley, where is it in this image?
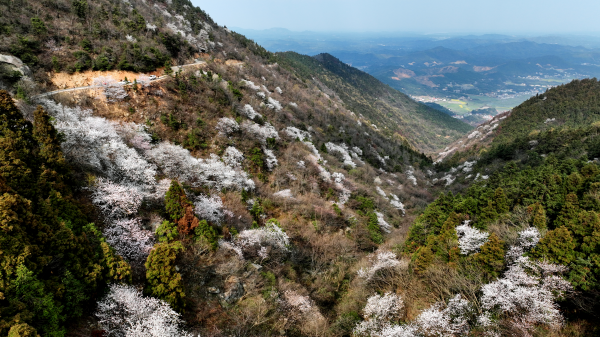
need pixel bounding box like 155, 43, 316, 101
240, 29, 600, 125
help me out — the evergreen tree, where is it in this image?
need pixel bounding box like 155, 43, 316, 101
145, 241, 186, 312
554, 193, 580, 229
165, 180, 187, 221
493, 187, 509, 214
156, 220, 179, 243
194, 219, 217, 249
532, 226, 577, 265
412, 246, 434, 275
32, 106, 67, 195
528, 203, 547, 230
472, 233, 505, 280
366, 211, 383, 244
477, 200, 498, 227
0, 91, 36, 199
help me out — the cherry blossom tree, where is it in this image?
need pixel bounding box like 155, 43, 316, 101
264, 148, 278, 171
92, 76, 128, 102
241, 121, 279, 144
357, 250, 401, 282
505, 227, 540, 263
104, 218, 154, 265
222, 146, 244, 168
480, 256, 571, 334
325, 142, 356, 168
194, 194, 224, 224
354, 293, 405, 337
215, 117, 239, 136
415, 294, 471, 336
221, 219, 290, 261
390, 194, 405, 216
375, 211, 392, 233
456, 220, 489, 255
241, 104, 262, 119
240, 79, 260, 90
145, 142, 255, 191
91, 178, 145, 219
284, 126, 311, 141
41, 99, 157, 186
96, 284, 193, 337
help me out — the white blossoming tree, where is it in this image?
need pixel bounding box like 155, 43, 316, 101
194, 194, 224, 224
455, 220, 489, 255
357, 250, 401, 283
103, 218, 154, 266
220, 219, 290, 261
96, 284, 193, 337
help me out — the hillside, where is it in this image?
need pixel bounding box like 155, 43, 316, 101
277, 52, 473, 153
395, 78, 600, 335
2, 0, 599, 336
0, 0, 458, 335
437, 78, 600, 167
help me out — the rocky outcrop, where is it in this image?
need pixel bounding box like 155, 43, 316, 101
0, 55, 32, 77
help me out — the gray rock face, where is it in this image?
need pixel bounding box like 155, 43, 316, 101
219, 276, 244, 304
0, 54, 32, 77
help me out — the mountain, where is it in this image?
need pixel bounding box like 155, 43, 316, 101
277, 52, 473, 152
1, 0, 599, 335
0, 0, 475, 335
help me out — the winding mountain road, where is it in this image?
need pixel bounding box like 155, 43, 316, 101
34, 60, 206, 99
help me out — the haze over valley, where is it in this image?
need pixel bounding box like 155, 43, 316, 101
235, 29, 600, 125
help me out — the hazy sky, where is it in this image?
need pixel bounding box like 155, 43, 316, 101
192, 0, 600, 34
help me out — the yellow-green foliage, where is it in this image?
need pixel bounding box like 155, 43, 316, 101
145, 241, 186, 312
0, 91, 131, 336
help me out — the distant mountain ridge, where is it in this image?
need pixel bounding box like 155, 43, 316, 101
277, 52, 473, 152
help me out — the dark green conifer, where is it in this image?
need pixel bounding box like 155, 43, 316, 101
531, 226, 577, 265
165, 180, 187, 221
493, 187, 509, 214
472, 233, 505, 279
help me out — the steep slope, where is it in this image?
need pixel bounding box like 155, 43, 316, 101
277, 52, 473, 153
0, 0, 456, 336
437, 78, 600, 166
394, 78, 600, 336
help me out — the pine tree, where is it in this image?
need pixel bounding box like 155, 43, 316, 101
531, 226, 577, 265
0, 91, 36, 199
493, 187, 509, 214
194, 219, 217, 249
554, 193, 580, 229
156, 220, 179, 243
412, 246, 434, 275
477, 200, 498, 227
165, 180, 187, 221
528, 203, 547, 230
33, 106, 68, 195
145, 241, 185, 312
366, 211, 383, 244
472, 233, 505, 279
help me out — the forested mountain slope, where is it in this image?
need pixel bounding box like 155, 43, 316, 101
277, 52, 473, 153
393, 78, 600, 336
0, 0, 462, 335
4, 0, 598, 335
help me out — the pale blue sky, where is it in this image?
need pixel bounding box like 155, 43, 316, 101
192, 0, 600, 34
